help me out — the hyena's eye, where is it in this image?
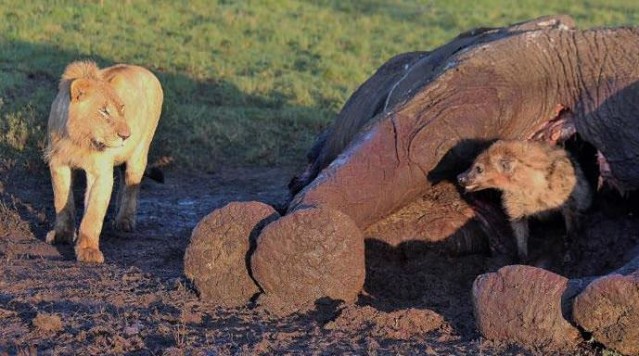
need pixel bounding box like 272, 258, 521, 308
475, 165, 484, 174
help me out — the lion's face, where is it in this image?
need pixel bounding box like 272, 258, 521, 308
66, 78, 130, 150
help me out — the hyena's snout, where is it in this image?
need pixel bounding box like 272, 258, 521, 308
457, 169, 482, 192
457, 170, 471, 187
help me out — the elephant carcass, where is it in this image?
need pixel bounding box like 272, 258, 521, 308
288, 17, 639, 252
187, 17, 639, 324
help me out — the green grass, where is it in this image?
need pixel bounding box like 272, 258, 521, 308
1, 0, 638, 170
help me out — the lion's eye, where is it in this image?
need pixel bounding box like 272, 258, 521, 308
99, 107, 110, 117
475, 165, 483, 174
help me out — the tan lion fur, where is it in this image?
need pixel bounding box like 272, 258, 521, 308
45, 60, 163, 263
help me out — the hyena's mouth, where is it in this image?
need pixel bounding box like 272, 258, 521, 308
463, 184, 480, 192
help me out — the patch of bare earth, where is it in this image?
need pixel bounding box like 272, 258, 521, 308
0, 162, 635, 354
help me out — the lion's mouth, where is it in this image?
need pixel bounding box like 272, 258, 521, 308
92, 138, 125, 150
91, 139, 106, 151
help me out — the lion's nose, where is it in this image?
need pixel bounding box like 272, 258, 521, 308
118, 126, 131, 140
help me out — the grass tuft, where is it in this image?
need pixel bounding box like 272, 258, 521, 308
0, 1, 638, 170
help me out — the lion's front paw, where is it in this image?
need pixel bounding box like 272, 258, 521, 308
46, 229, 76, 244
115, 216, 136, 232
75, 246, 105, 263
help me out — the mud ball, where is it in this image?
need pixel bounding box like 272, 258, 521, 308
573, 271, 639, 356
184, 201, 279, 308
251, 206, 365, 316
472, 265, 582, 351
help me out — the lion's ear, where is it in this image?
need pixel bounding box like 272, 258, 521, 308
69, 78, 93, 102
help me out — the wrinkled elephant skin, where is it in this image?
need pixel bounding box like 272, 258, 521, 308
290, 19, 639, 234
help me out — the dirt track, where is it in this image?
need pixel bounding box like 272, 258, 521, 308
1, 163, 636, 354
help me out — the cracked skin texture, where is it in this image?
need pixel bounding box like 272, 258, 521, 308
573, 271, 639, 356
184, 201, 279, 307
472, 265, 582, 351
251, 207, 365, 316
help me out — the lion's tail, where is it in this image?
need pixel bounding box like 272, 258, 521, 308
144, 167, 165, 184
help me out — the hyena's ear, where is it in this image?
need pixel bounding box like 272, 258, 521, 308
69, 78, 93, 102
499, 156, 514, 174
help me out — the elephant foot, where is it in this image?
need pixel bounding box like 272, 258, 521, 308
573, 272, 639, 356
472, 265, 582, 351
251, 206, 365, 316
184, 201, 279, 307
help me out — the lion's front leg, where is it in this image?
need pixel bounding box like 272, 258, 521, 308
76, 170, 113, 263
46, 164, 76, 244
115, 160, 145, 232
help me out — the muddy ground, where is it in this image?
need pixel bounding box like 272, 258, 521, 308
1, 161, 637, 355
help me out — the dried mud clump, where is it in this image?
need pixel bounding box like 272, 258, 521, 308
32, 313, 63, 333
573, 271, 639, 356
325, 306, 444, 340
251, 206, 365, 316
184, 201, 279, 307
472, 265, 582, 351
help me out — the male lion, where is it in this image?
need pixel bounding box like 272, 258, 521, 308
45, 60, 163, 263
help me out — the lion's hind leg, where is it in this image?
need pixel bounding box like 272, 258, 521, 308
115, 155, 146, 232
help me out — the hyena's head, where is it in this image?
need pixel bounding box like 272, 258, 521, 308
457, 140, 519, 192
